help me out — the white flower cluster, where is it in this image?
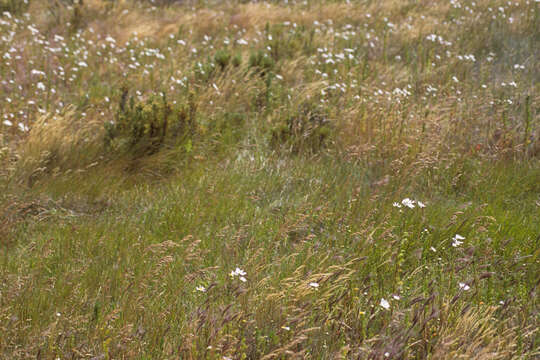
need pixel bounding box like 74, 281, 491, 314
230, 267, 247, 282
393, 198, 426, 209
452, 234, 465, 247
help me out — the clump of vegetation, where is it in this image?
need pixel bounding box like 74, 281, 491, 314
193, 59, 217, 82
271, 104, 332, 154
214, 49, 242, 70
105, 89, 197, 157
264, 23, 315, 61
14, 106, 103, 186
194, 50, 241, 82
248, 50, 275, 75
0, 0, 30, 14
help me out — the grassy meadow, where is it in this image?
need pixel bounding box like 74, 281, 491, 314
0, 0, 539, 358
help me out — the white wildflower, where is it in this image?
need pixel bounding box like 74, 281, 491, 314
458, 282, 470, 291
230, 267, 246, 277
31, 69, 45, 76
230, 267, 247, 282
401, 198, 415, 208
452, 234, 465, 247
18, 123, 29, 132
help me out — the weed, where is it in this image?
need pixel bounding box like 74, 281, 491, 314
105, 90, 197, 157
248, 50, 275, 76
214, 49, 241, 70
0, 0, 30, 14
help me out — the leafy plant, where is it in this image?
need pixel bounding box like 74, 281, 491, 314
248, 50, 275, 75
213, 49, 231, 70
105, 89, 197, 157
0, 0, 30, 14
193, 59, 216, 82
194, 50, 241, 82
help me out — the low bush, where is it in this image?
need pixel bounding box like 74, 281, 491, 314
0, 0, 30, 14
105, 89, 197, 157
248, 50, 275, 76
194, 50, 241, 82
214, 49, 242, 70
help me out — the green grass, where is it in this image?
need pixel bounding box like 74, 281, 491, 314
0, 0, 539, 358
2, 157, 539, 358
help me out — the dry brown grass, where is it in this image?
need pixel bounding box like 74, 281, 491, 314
77, 1, 448, 44
14, 106, 103, 187
432, 306, 520, 360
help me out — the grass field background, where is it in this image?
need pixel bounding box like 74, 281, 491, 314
0, 0, 539, 358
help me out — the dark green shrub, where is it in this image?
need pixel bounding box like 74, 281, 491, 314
270, 105, 332, 154
213, 50, 242, 70
214, 50, 232, 70
69, 1, 84, 33
248, 50, 275, 75
195, 51, 241, 81
0, 0, 30, 14
193, 59, 216, 82
105, 89, 197, 157
231, 53, 242, 67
